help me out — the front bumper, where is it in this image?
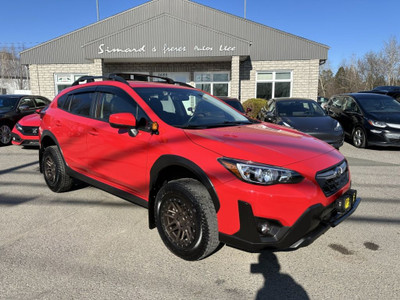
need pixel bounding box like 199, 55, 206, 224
219, 189, 360, 252
11, 132, 39, 146
366, 128, 400, 147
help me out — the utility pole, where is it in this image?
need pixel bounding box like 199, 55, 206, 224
244, 0, 246, 19
96, 0, 100, 21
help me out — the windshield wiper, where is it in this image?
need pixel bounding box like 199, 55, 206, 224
179, 121, 251, 129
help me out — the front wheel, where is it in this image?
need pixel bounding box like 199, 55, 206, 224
42, 145, 74, 192
154, 178, 220, 261
352, 127, 367, 148
0, 124, 12, 146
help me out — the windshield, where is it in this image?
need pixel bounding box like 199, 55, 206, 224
276, 100, 325, 117
0, 96, 18, 110
133, 87, 251, 128
223, 99, 245, 113
357, 94, 400, 113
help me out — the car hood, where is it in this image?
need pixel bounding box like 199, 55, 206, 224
280, 116, 337, 132
184, 123, 337, 167
17, 113, 41, 126
0, 109, 12, 115
367, 112, 400, 123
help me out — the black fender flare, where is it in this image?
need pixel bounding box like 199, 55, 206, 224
148, 155, 220, 228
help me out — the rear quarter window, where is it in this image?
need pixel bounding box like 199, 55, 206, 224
69, 92, 95, 117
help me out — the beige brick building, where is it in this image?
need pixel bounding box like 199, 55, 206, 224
21, 0, 327, 102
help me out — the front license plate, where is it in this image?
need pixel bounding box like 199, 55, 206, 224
335, 190, 357, 214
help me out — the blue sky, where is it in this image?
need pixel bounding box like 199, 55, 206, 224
1, 0, 399, 72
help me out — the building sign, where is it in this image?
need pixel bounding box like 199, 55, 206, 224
97, 43, 238, 56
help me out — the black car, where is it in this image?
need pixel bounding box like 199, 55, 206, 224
259, 98, 344, 149
0, 95, 51, 146
325, 93, 400, 148
359, 86, 400, 103
217, 96, 246, 113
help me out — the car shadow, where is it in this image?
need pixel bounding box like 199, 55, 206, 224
251, 250, 309, 300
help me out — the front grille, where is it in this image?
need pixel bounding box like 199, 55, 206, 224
315, 160, 349, 197
20, 126, 39, 136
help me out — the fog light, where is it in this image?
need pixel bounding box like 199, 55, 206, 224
258, 222, 272, 236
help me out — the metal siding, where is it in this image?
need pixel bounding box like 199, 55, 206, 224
21, 0, 328, 64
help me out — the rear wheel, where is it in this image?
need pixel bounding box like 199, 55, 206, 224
0, 124, 12, 146
154, 178, 220, 261
42, 145, 74, 192
352, 127, 367, 148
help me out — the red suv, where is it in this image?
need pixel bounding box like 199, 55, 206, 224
39, 74, 360, 260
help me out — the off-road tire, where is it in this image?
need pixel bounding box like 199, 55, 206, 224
42, 145, 74, 192
154, 178, 220, 261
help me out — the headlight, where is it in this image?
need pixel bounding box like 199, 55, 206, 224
16, 123, 23, 132
218, 158, 303, 185
368, 119, 387, 128
334, 121, 342, 131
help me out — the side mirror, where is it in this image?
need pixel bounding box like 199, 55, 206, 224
109, 113, 138, 137
109, 113, 137, 128
18, 105, 31, 112
265, 111, 276, 122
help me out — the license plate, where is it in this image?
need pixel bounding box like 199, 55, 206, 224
335, 190, 357, 213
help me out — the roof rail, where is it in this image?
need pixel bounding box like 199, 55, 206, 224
72, 73, 194, 88
111, 73, 175, 84
72, 74, 128, 86
111, 73, 193, 88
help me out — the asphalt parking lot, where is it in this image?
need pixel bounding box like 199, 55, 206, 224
1, 142, 399, 299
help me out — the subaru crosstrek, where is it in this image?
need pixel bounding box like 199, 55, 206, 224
39, 74, 360, 260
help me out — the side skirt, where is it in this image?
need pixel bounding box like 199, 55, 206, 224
66, 167, 149, 209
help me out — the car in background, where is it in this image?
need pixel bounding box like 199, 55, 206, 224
325, 93, 400, 148
217, 96, 246, 113
259, 98, 344, 149
359, 86, 400, 103
0, 95, 51, 146
317, 96, 330, 109
11, 113, 41, 147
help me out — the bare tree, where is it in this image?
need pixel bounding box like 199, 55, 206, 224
382, 36, 400, 86
0, 45, 29, 93
319, 62, 335, 97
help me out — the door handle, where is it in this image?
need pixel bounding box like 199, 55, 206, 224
88, 129, 99, 136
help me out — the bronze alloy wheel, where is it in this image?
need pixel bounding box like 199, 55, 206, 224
41, 145, 74, 193
160, 197, 198, 249
154, 178, 220, 261
44, 155, 57, 185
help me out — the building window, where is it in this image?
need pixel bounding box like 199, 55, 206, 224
54, 73, 88, 94
194, 72, 229, 96
256, 71, 292, 100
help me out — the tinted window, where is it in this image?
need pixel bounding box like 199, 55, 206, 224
356, 94, 400, 113
134, 87, 250, 128
331, 97, 345, 109
19, 98, 36, 108
34, 97, 49, 107
0, 96, 18, 110
97, 90, 149, 130
69, 92, 94, 116
223, 99, 245, 113
57, 94, 68, 109
277, 100, 325, 117
344, 98, 361, 113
